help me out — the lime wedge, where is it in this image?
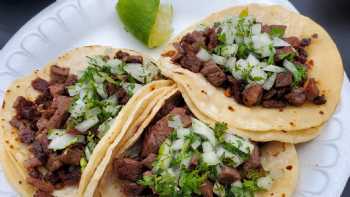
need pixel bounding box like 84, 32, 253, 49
116, 0, 173, 48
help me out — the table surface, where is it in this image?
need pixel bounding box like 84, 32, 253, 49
0, 0, 349, 196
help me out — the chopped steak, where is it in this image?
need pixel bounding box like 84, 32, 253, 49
30, 140, 48, 162
313, 95, 327, 105
27, 177, 54, 192
64, 74, 78, 86
283, 36, 300, 48
141, 107, 191, 157
115, 50, 130, 61
300, 38, 312, 47
275, 47, 295, 62
262, 100, 287, 108
59, 147, 83, 166
275, 72, 293, 88
122, 182, 144, 196
46, 96, 71, 129
227, 76, 243, 104
32, 78, 49, 93
57, 166, 81, 186
171, 43, 185, 63
34, 190, 54, 197
200, 181, 214, 197
114, 158, 143, 181
24, 157, 43, 169
50, 65, 69, 83
46, 155, 63, 172
218, 166, 241, 184
242, 85, 263, 107
205, 27, 218, 51
180, 53, 202, 73
13, 96, 39, 120
125, 55, 143, 64
49, 84, 65, 96
106, 82, 129, 104
142, 153, 157, 169
18, 127, 35, 144
285, 88, 306, 106
200, 60, 226, 87
304, 78, 319, 101
243, 144, 261, 171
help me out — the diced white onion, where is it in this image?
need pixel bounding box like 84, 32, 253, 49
48, 130, 85, 151
263, 65, 286, 73
202, 141, 213, 153
225, 57, 236, 70
124, 63, 146, 83
96, 83, 108, 99
283, 60, 298, 76
222, 150, 244, 167
250, 67, 267, 84
224, 133, 254, 154
263, 73, 277, 90
202, 151, 220, 165
121, 82, 143, 96
236, 59, 249, 70
67, 85, 81, 96
257, 176, 273, 190
272, 37, 291, 47
252, 33, 272, 50
221, 45, 238, 57
213, 182, 226, 197
247, 54, 260, 66
191, 139, 201, 149
177, 128, 191, 139
216, 146, 225, 157
212, 54, 227, 65
251, 24, 262, 35
192, 118, 217, 145
75, 116, 99, 132
171, 138, 185, 151
181, 157, 191, 168
168, 115, 183, 129
196, 48, 212, 61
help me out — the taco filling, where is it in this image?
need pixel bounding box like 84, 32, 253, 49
8, 51, 161, 196
113, 95, 275, 196
166, 9, 326, 108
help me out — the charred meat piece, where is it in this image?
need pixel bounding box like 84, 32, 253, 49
300, 38, 311, 47
27, 177, 54, 192
205, 27, 218, 51
115, 50, 130, 61
200, 60, 226, 87
304, 78, 320, 101
200, 181, 214, 197
24, 157, 43, 169
34, 190, 54, 197
285, 88, 306, 106
262, 100, 287, 108
125, 55, 143, 64
313, 95, 327, 105
243, 144, 261, 171
122, 182, 144, 196
30, 140, 49, 162
275, 47, 295, 62
227, 76, 243, 103
13, 96, 39, 120
242, 85, 263, 107
283, 36, 300, 48
179, 53, 203, 73
32, 78, 49, 93
18, 127, 36, 144
275, 72, 293, 88
142, 153, 157, 169
105, 82, 129, 105
114, 158, 143, 181
49, 84, 66, 96
59, 147, 83, 166
50, 65, 69, 83
141, 107, 191, 157
57, 166, 81, 186
64, 74, 78, 86
46, 155, 63, 172
46, 96, 72, 129
218, 166, 241, 185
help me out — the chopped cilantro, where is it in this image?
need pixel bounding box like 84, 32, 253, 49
292, 64, 307, 86
268, 26, 286, 38
213, 122, 228, 142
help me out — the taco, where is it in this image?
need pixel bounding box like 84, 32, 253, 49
159, 4, 343, 135
83, 90, 298, 197
0, 45, 174, 196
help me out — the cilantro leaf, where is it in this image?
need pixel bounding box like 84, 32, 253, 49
268, 26, 286, 38
213, 122, 228, 142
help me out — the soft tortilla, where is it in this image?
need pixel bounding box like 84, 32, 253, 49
0, 45, 174, 196
84, 89, 299, 197
159, 4, 343, 132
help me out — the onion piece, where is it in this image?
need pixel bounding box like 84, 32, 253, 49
124, 63, 147, 83
75, 116, 99, 133
48, 129, 85, 151
225, 57, 236, 70
168, 115, 183, 129
263, 73, 277, 90
196, 48, 212, 61
263, 65, 286, 73
191, 139, 201, 149
250, 67, 267, 85
221, 44, 238, 57
212, 54, 227, 65
257, 176, 273, 190
192, 118, 217, 145
272, 37, 291, 47
171, 138, 185, 151
223, 133, 254, 154
247, 54, 260, 66
202, 151, 220, 165
177, 128, 191, 139
202, 141, 213, 153
251, 24, 262, 35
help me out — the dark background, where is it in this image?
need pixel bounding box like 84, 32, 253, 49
0, 0, 349, 196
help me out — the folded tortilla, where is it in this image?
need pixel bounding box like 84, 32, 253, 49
0, 45, 174, 196
159, 4, 343, 135
83, 89, 298, 197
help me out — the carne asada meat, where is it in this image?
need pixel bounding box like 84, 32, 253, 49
200, 181, 214, 197
242, 84, 263, 107
114, 158, 143, 181
200, 60, 226, 87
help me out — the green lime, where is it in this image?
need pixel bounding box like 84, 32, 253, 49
117, 0, 173, 48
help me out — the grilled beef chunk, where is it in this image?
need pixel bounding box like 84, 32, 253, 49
304, 78, 319, 101
296, 47, 308, 64
46, 155, 63, 172
32, 78, 49, 93
30, 140, 48, 162
180, 53, 203, 73
284, 36, 300, 48
50, 65, 69, 83
205, 27, 218, 51
125, 55, 143, 64
114, 158, 143, 181
200, 181, 214, 197
227, 76, 243, 103
313, 95, 327, 105
18, 127, 35, 144
46, 96, 71, 129
24, 157, 43, 169
49, 84, 65, 96
218, 166, 241, 184
200, 60, 226, 87
57, 166, 81, 186
13, 96, 38, 120
122, 182, 144, 196
171, 43, 185, 63
115, 50, 130, 61
34, 190, 54, 197
262, 100, 287, 108
64, 74, 78, 86
142, 153, 157, 169
27, 177, 54, 192
285, 88, 306, 106
275, 72, 293, 88
141, 107, 192, 157
243, 144, 261, 171
59, 147, 83, 166
242, 85, 263, 107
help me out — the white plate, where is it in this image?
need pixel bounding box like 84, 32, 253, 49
0, 0, 349, 196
